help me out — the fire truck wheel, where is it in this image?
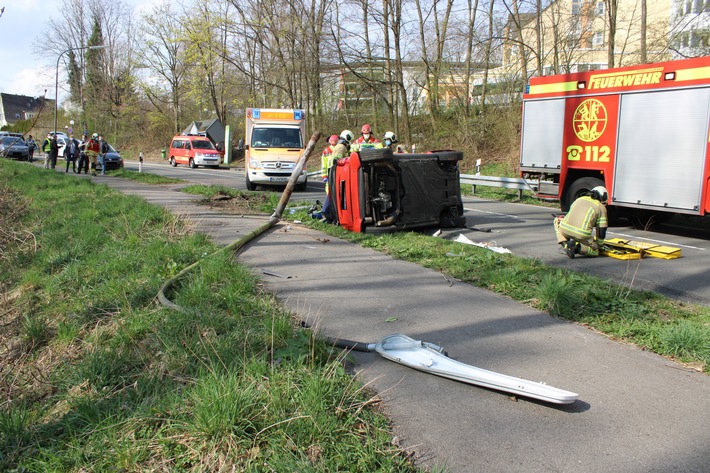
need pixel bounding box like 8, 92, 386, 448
245, 174, 256, 191
189, 158, 196, 169
170, 157, 177, 167
563, 177, 605, 212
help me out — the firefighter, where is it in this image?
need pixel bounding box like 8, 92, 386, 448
320, 134, 339, 221
351, 124, 380, 151
383, 131, 407, 154
321, 134, 339, 184
321, 130, 354, 223
85, 133, 101, 176
554, 186, 608, 258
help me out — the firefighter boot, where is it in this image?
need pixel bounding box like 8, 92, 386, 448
565, 239, 580, 259
565, 238, 579, 259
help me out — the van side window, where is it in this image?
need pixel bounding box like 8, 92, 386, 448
185, 141, 192, 150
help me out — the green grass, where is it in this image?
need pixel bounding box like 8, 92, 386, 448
0, 160, 418, 472
294, 214, 710, 373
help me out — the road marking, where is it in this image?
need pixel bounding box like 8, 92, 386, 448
609, 232, 706, 251
464, 207, 521, 219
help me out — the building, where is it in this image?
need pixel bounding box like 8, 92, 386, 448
502, 0, 672, 77
669, 0, 710, 57
0, 93, 47, 129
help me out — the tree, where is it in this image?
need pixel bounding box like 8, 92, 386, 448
137, 1, 187, 134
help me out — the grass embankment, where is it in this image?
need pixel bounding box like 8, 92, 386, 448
0, 161, 419, 472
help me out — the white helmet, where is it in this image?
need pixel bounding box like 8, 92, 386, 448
340, 129, 354, 143
383, 131, 397, 143
591, 186, 608, 204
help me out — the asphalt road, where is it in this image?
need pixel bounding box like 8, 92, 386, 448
127, 160, 710, 306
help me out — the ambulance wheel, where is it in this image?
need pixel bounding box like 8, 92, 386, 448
245, 174, 256, 191
296, 178, 307, 192
189, 158, 196, 169
170, 157, 177, 167
563, 177, 604, 212
359, 147, 393, 163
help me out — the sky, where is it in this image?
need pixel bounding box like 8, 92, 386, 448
0, 1, 57, 98
0, 0, 157, 101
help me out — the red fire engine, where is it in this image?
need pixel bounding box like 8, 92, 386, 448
520, 56, 710, 225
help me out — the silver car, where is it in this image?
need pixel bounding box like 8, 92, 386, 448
0, 136, 30, 160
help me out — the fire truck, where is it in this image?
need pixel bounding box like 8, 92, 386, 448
244, 108, 307, 191
520, 56, 710, 226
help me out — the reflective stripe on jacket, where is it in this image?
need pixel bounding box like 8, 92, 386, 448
559, 196, 608, 239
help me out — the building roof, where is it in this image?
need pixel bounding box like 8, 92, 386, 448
0, 93, 47, 128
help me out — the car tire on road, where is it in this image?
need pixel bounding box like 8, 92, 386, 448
189, 158, 196, 169
170, 157, 177, 167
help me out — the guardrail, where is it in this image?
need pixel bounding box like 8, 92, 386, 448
459, 174, 538, 198
308, 170, 537, 197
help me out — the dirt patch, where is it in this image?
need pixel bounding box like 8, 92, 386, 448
200, 191, 273, 215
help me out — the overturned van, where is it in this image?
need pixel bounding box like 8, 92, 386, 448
328, 148, 466, 233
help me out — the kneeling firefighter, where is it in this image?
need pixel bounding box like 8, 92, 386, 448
554, 186, 608, 258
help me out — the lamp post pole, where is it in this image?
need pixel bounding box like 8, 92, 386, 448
54, 45, 106, 137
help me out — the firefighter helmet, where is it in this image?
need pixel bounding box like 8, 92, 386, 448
361, 124, 372, 134
328, 134, 339, 145
383, 131, 397, 143
590, 186, 608, 204
91, 133, 98, 139
340, 130, 354, 143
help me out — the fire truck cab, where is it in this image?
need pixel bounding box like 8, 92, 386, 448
520, 56, 710, 226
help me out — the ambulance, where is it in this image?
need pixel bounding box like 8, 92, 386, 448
244, 108, 307, 191
520, 56, 710, 226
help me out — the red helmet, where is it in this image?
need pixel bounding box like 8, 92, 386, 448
361, 124, 372, 134
329, 134, 339, 145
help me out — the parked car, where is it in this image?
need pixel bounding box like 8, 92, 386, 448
103, 143, 124, 170
169, 134, 222, 168
0, 136, 30, 160
56, 136, 67, 158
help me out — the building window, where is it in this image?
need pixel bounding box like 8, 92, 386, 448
595, 1, 604, 15
593, 31, 604, 46
572, 0, 583, 15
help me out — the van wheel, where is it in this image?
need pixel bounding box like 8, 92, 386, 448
170, 157, 177, 167
246, 174, 256, 191
296, 177, 307, 192
189, 158, 196, 169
